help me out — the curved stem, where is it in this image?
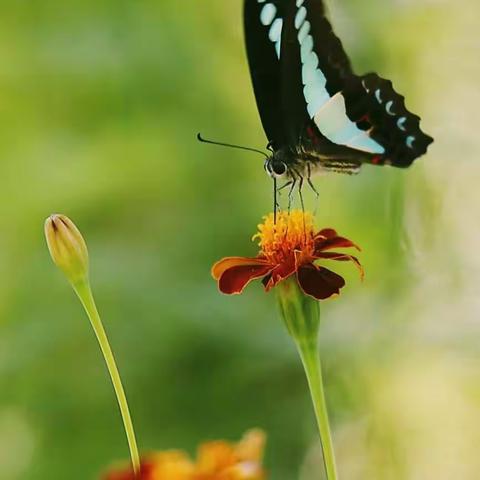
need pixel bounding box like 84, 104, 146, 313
296, 338, 338, 480
73, 280, 140, 476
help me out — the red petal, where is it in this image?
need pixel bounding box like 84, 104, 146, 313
317, 228, 338, 239
218, 264, 274, 295
315, 252, 365, 279
314, 231, 360, 253
264, 260, 296, 291
212, 256, 270, 280
296, 264, 345, 300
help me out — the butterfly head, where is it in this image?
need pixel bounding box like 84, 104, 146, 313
264, 156, 288, 179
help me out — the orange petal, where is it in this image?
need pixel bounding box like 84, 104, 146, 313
211, 257, 270, 280
196, 441, 236, 474
235, 429, 266, 463
149, 451, 195, 480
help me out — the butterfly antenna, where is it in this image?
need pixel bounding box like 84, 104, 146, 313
197, 133, 268, 158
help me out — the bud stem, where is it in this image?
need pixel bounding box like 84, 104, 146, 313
73, 280, 140, 477
277, 277, 338, 480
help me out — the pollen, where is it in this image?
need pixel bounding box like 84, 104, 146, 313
253, 210, 316, 264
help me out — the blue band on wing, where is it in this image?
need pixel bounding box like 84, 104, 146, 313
295, 3, 385, 154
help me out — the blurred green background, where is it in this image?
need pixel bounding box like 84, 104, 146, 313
0, 0, 479, 479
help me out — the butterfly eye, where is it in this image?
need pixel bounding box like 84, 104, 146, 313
271, 161, 288, 177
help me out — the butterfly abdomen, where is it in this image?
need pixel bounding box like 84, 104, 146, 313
281, 146, 362, 177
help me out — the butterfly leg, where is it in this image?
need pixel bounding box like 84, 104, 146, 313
283, 172, 297, 239
287, 172, 297, 213
307, 164, 319, 200
273, 177, 278, 223
277, 181, 293, 193
291, 168, 308, 239
275, 181, 292, 221
291, 168, 305, 213
298, 176, 305, 213
307, 163, 320, 215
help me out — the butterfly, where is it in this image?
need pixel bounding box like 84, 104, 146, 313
244, 0, 434, 187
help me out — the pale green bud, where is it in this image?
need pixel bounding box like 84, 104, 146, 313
44, 214, 89, 286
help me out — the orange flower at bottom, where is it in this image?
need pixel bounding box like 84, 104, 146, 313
212, 211, 363, 300
103, 430, 266, 480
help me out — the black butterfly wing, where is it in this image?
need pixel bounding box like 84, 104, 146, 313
280, 0, 433, 167
342, 73, 434, 167
279, 1, 311, 147
244, 0, 288, 149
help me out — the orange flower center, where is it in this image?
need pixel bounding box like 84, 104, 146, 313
253, 210, 316, 264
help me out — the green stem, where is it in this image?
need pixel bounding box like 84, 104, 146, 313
277, 278, 338, 480
296, 337, 338, 480
73, 280, 140, 476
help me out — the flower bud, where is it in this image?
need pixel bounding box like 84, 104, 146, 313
44, 214, 89, 285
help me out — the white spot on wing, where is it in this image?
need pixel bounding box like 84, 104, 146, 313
260, 3, 277, 26
269, 18, 282, 42
397, 116, 407, 131
296, 0, 305, 6
302, 51, 319, 82
275, 40, 281, 58
386, 100, 395, 115
300, 35, 314, 62
298, 20, 311, 43
295, 6, 307, 29
269, 18, 283, 58
375, 89, 382, 103
406, 136, 415, 148
258, 2, 283, 59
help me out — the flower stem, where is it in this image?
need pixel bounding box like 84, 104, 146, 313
296, 337, 338, 480
73, 280, 140, 476
277, 278, 338, 480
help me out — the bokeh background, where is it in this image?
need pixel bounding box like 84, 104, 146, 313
0, 0, 479, 478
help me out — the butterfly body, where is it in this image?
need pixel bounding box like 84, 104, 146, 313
245, 0, 433, 181
266, 142, 363, 180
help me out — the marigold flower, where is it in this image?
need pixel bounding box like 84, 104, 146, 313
212, 210, 363, 300
103, 430, 266, 480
